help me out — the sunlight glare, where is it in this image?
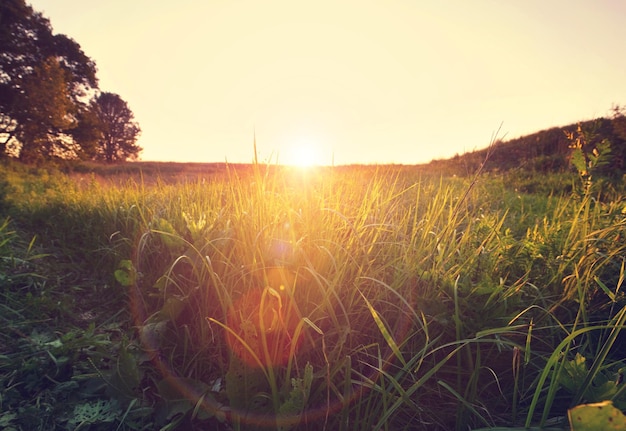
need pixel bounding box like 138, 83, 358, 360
285, 137, 324, 168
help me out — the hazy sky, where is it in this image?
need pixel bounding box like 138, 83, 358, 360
28, 1, 626, 166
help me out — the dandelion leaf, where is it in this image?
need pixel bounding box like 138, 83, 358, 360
68, 400, 120, 428
277, 363, 313, 430
559, 353, 588, 393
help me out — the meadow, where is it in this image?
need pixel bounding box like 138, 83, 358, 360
1, 158, 625, 430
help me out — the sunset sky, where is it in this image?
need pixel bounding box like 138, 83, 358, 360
28, 1, 626, 166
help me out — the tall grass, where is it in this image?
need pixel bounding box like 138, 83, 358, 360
1, 160, 625, 430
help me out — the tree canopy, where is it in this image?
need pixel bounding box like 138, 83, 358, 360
0, 0, 141, 163
91, 92, 142, 163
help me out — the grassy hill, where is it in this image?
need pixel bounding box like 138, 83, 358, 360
425, 112, 626, 177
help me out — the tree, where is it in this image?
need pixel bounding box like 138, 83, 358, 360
15, 57, 77, 162
91, 92, 142, 162
70, 105, 103, 160
0, 0, 97, 160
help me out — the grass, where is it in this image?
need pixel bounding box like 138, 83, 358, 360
0, 159, 625, 430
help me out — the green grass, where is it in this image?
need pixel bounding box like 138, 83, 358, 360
0, 160, 625, 430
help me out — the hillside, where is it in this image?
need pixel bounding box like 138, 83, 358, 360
424, 112, 626, 177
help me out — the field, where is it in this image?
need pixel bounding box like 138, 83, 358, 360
1, 159, 625, 430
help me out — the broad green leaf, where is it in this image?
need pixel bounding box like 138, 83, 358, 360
154, 218, 185, 251
144, 296, 185, 324
114, 259, 136, 286
569, 400, 626, 430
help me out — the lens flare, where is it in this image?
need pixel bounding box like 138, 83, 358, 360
226, 283, 302, 367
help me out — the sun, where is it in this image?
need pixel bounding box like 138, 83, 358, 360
284, 137, 324, 168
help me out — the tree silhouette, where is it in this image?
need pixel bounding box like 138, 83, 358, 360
91, 92, 142, 163
0, 0, 97, 160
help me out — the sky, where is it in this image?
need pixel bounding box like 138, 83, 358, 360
27, 0, 626, 166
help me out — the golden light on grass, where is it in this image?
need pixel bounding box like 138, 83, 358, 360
226, 286, 302, 367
